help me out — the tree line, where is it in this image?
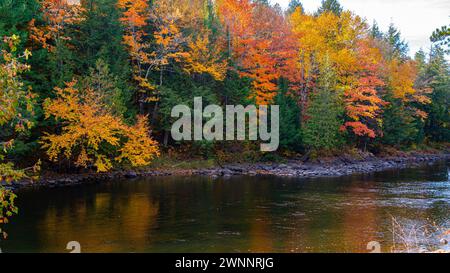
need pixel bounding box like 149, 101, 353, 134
0, 0, 449, 178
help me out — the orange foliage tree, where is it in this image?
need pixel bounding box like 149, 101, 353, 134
342, 41, 386, 138
28, 0, 85, 52
118, 0, 226, 120
117, 0, 152, 112
217, 0, 294, 105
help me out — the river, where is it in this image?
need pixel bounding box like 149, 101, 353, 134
2, 161, 449, 253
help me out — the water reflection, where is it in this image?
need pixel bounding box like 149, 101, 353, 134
2, 162, 449, 253
25, 188, 160, 252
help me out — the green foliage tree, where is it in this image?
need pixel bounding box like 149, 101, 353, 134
158, 74, 220, 146
316, 0, 343, 16
286, 0, 303, 15
381, 96, 419, 146
275, 80, 302, 152
82, 59, 129, 119
370, 21, 383, 40
385, 23, 409, 60
379, 24, 425, 147
423, 47, 450, 142
430, 24, 450, 53
302, 59, 344, 152
0, 0, 40, 43
74, 0, 130, 77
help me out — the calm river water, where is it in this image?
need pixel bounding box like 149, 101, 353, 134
2, 161, 449, 253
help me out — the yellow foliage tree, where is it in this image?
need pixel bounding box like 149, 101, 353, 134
388, 59, 417, 99
42, 80, 159, 172
385, 58, 431, 120
184, 30, 227, 81
1, 35, 37, 179
289, 8, 365, 111
117, 0, 153, 110
1, 36, 37, 236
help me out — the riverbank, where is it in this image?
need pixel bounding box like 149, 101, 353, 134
5, 150, 449, 190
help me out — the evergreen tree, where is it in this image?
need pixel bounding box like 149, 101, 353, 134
381, 96, 419, 146
380, 23, 420, 147
83, 59, 129, 119
286, 0, 303, 15
275, 80, 302, 152
412, 49, 429, 143
430, 24, 449, 53
316, 0, 343, 16
303, 59, 343, 151
74, 0, 134, 119
370, 21, 383, 40
0, 0, 40, 43
424, 47, 450, 142
385, 23, 409, 60
74, 0, 130, 77
48, 40, 77, 87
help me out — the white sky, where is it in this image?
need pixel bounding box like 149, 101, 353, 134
273, 0, 450, 57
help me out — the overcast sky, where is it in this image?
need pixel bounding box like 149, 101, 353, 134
273, 0, 450, 57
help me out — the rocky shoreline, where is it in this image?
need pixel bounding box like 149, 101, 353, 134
4, 152, 449, 190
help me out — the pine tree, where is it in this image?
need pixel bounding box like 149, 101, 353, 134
430, 24, 449, 53
0, 0, 40, 42
74, 0, 130, 77
82, 59, 129, 119
275, 79, 302, 152
286, 0, 303, 15
370, 21, 383, 40
303, 59, 343, 151
382, 95, 419, 146
385, 23, 409, 60
316, 0, 343, 16
424, 47, 450, 142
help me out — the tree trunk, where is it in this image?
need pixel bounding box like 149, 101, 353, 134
139, 95, 145, 115
163, 130, 169, 147
151, 101, 159, 125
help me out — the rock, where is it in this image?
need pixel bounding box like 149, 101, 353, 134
260, 165, 274, 171
221, 169, 234, 176
440, 238, 448, 245
124, 171, 138, 178
10, 152, 449, 190
229, 166, 244, 173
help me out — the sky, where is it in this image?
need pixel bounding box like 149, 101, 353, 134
272, 0, 450, 57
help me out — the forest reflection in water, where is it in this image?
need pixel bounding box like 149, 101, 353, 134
3, 162, 449, 253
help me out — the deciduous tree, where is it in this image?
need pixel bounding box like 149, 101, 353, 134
0, 36, 37, 237
342, 41, 386, 139
42, 80, 159, 172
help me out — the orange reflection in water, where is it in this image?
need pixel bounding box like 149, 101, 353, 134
37, 192, 159, 252
340, 180, 379, 253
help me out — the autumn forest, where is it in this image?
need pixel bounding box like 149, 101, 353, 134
0, 0, 449, 234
